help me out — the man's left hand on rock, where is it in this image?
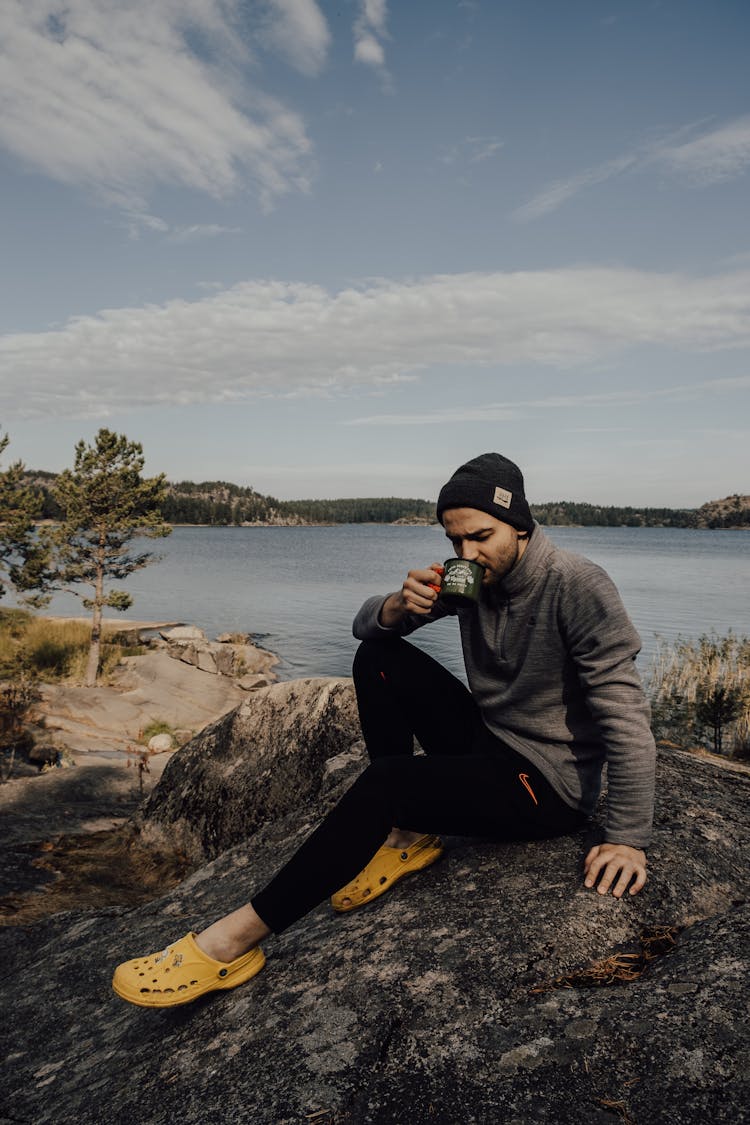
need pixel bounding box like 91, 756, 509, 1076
583, 842, 647, 898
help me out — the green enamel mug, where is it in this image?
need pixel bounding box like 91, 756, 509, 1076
439, 558, 486, 605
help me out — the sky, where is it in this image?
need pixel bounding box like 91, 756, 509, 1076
1, 0, 749, 507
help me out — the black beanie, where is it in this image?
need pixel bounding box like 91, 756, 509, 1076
436, 453, 534, 534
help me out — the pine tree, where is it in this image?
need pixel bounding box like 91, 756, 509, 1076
49, 429, 170, 686
0, 430, 49, 606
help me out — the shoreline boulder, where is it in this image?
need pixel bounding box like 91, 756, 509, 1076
159, 625, 279, 684
138, 678, 361, 862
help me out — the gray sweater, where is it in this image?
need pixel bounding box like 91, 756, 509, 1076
352, 525, 656, 848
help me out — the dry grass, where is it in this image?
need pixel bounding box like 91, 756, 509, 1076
531, 926, 680, 993
0, 610, 139, 683
649, 631, 750, 757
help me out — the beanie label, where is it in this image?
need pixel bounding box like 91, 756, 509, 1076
493, 486, 512, 509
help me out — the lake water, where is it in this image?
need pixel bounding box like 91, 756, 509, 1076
37, 524, 749, 684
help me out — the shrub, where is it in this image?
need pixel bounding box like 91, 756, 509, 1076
649, 631, 750, 757
0, 674, 41, 781
0, 675, 39, 745
140, 719, 175, 743
28, 636, 74, 673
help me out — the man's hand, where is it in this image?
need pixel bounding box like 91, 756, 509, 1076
379, 564, 444, 627
583, 843, 647, 898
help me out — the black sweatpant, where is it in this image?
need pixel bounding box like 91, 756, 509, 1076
251, 638, 585, 933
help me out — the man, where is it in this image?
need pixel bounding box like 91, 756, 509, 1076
346, 452, 655, 907
112, 452, 655, 1008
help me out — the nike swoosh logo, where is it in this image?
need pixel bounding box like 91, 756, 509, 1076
519, 772, 538, 806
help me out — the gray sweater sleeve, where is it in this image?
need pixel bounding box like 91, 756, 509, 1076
559, 563, 656, 848
352, 594, 399, 638
352, 593, 454, 639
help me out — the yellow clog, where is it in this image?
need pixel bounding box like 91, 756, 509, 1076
112, 932, 265, 1008
331, 834, 443, 913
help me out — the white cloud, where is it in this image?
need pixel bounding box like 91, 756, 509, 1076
2, 268, 749, 420
347, 405, 523, 426
515, 117, 750, 221
466, 136, 504, 163
0, 0, 317, 209
256, 0, 331, 76
353, 0, 391, 87
359, 0, 388, 37
354, 33, 385, 68
118, 208, 241, 242
346, 374, 750, 425
442, 135, 504, 167
659, 115, 750, 183
123, 211, 171, 239
168, 224, 242, 243
514, 155, 637, 221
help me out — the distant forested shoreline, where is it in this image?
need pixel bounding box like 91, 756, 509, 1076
23, 471, 750, 529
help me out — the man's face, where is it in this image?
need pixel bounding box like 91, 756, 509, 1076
442, 507, 527, 586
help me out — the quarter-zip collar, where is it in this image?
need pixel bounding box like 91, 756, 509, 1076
491, 523, 553, 600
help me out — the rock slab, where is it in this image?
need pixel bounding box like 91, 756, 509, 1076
0, 678, 748, 1124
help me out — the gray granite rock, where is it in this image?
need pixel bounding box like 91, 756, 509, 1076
237, 672, 276, 692
138, 678, 361, 862
147, 733, 174, 753
163, 633, 280, 681
160, 626, 208, 643
0, 685, 748, 1125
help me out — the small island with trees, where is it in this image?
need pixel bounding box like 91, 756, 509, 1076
18, 472, 750, 530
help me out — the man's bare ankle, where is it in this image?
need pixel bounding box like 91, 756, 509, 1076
195, 932, 248, 964
195, 905, 270, 963
385, 828, 423, 849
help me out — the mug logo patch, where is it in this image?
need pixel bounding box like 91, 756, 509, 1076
493, 486, 512, 509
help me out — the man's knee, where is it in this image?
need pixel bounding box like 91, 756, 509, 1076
343, 757, 403, 823
356, 754, 409, 794
352, 637, 407, 682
